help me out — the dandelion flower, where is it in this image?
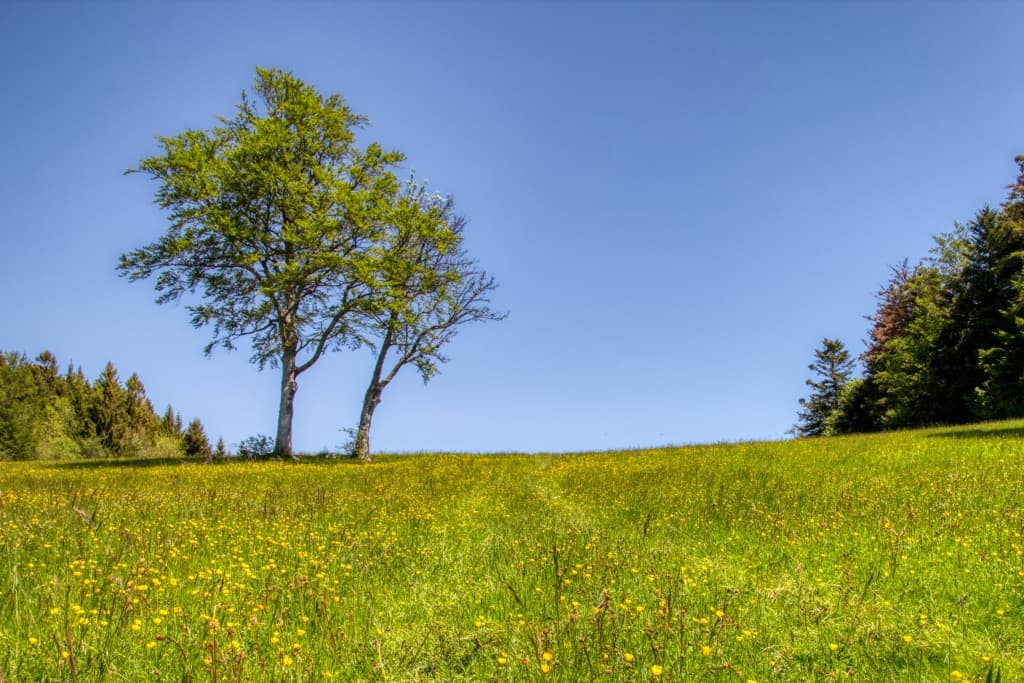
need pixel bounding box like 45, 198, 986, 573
651, 664, 664, 676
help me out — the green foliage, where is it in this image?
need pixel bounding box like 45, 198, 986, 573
120, 67, 407, 458
0, 423, 1021, 679
238, 434, 274, 460
182, 418, 212, 459
824, 155, 1024, 434
351, 181, 505, 460
0, 352, 48, 459
794, 338, 855, 437
122, 68, 502, 459
0, 351, 200, 460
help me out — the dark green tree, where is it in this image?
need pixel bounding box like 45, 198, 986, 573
974, 158, 1024, 416
120, 67, 404, 458
183, 418, 212, 460
0, 352, 47, 459
90, 362, 132, 456
794, 338, 857, 437
160, 404, 182, 437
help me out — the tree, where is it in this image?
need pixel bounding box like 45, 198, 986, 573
794, 338, 856, 437
120, 67, 403, 458
0, 352, 47, 459
183, 418, 212, 460
350, 184, 504, 461
871, 266, 954, 427
90, 362, 131, 456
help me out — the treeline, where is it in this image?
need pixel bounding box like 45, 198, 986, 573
0, 351, 219, 460
797, 155, 1024, 436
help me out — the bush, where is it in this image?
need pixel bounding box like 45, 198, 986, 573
237, 434, 274, 460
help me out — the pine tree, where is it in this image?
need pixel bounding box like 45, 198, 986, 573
214, 436, 227, 459
182, 418, 212, 460
795, 338, 857, 437
90, 362, 130, 456
160, 405, 180, 436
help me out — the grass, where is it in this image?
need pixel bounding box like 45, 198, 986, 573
1, 421, 1022, 681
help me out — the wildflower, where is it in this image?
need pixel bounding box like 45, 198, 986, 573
145, 641, 157, 650
829, 643, 839, 652
651, 664, 664, 676
701, 645, 712, 656
541, 663, 552, 673
543, 651, 554, 662
949, 673, 963, 682
903, 635, 913, 643
624, 652, 635, 662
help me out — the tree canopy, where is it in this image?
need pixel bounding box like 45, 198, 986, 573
0, 351, 204, 460
802, 155, 1024, 434
794, 338, 856, 437
351, 182, 504, 460
121, 68, 402, 457
121, 67, 502, 458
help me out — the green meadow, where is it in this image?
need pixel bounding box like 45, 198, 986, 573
1, 422, 1022, 682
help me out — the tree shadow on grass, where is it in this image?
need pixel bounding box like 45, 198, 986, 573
927, 426, 1024, 440
48, 455, 365, 470
49, 457, 202, 470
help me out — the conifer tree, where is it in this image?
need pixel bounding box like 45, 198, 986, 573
90, 362, 131, 456
795, 338, 857, 437
182, 418, 212, 460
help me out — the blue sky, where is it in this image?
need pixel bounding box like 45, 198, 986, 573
2, 2, 1022, 453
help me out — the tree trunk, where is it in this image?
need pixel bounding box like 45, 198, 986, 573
351, 327, 393, 462
352, 386, 380, 462
275, 350, 299, 460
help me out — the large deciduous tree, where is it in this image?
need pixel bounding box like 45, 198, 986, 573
120, 68, 403, 458
350, 183, 504, 461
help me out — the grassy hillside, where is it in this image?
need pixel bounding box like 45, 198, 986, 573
1, 422, 1022, 681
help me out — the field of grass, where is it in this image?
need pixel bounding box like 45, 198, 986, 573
1, 422, 1022, 681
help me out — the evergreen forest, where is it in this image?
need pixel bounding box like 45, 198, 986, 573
0, 351, 215, 460
796, 155, 1024, 436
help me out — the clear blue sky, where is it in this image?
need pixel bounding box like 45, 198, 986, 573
2, 2, 1022, 453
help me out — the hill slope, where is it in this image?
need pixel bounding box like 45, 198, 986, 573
1, 422, 1022, 680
